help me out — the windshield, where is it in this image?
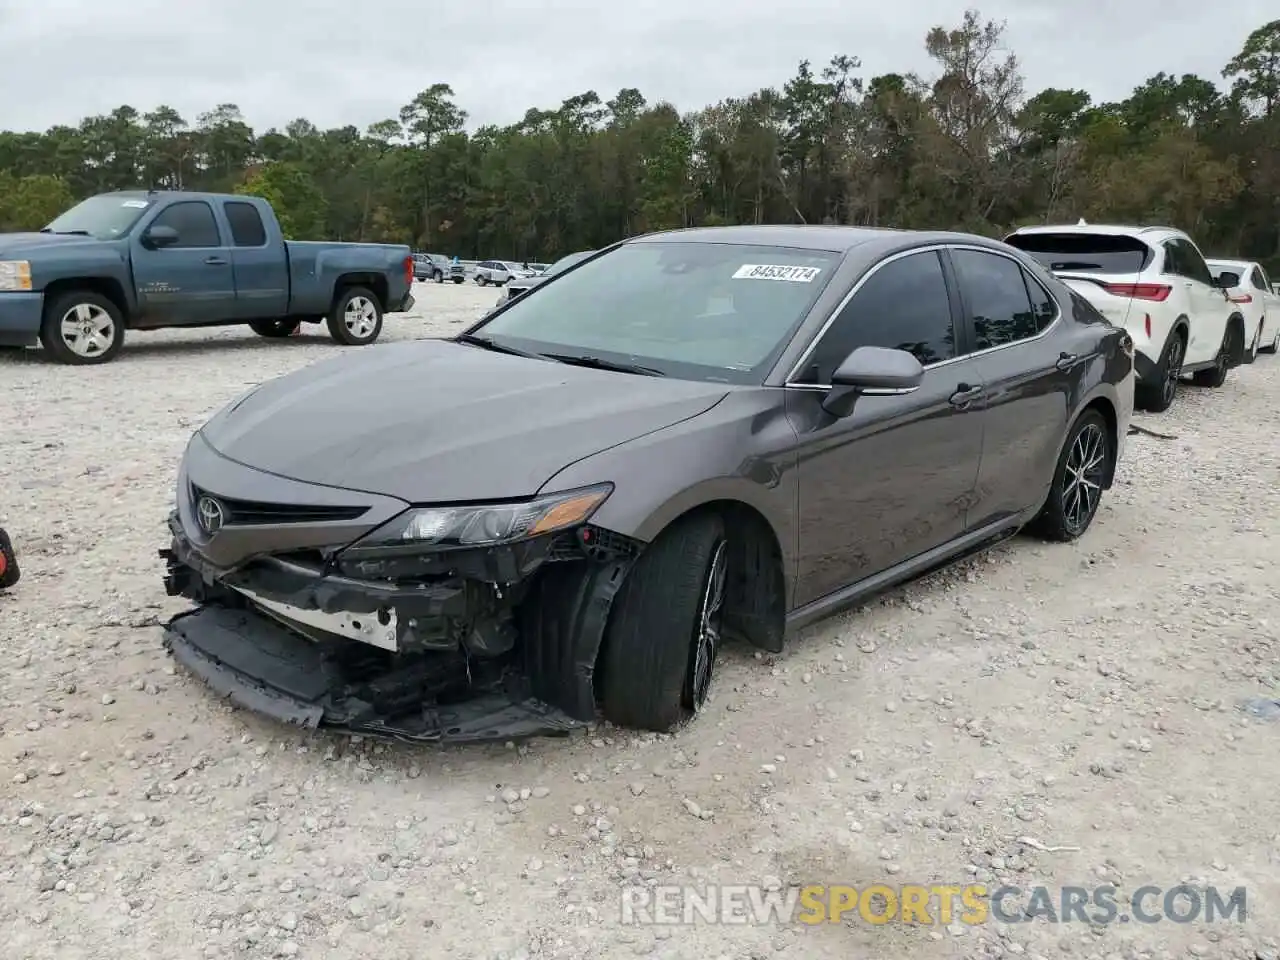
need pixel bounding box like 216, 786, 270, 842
44, 194, 152, 240
1005, 232, 1152, 274
502, 262, 526, 270
545, 251, 593, 276
472, 241, 839, 383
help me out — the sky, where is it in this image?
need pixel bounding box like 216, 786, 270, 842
0, 0, 1273, 135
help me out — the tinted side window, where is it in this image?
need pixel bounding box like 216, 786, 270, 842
951, 249, 1038, 350
1022, 269, 1058, 332
151, 201, 220, 248
798, 251, 955, 382
1251, 266, 1268, 291
1178, 240, 1213, 285
223, 201, 267, 247
1161, 241, 1187, 278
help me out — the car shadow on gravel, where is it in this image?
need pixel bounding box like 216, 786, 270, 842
0, 332, 342, 365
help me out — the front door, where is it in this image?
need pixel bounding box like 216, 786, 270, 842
1167, 238, 1229, 365
944, 247, 1075, 527
131, 199, 236, 326
788, 248, 985, 607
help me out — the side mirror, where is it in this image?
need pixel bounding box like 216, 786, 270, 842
821, 346, 924, 418
143, 225, 179, 249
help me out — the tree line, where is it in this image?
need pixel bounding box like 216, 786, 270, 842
1, 12, 1277, 269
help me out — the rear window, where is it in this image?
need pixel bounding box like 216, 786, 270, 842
1004, 232, 1152, 274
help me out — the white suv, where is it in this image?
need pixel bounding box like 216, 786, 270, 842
474, 260, 534, 286
1206, 258, 1280, 360
1004, 224, 1246, 412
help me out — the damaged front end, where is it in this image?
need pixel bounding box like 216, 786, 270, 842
161, 483, 641, 743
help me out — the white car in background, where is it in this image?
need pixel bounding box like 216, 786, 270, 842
1206, 258, 1279, 359
1004, 223, 1247, 413
473, 260, 535, 285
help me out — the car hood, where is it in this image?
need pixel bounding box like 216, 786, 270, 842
0, 232, 106, 257
508, 276, 548, 292
199, 338, 730, 502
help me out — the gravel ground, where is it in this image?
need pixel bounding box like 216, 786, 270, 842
2, 281, 1279, 960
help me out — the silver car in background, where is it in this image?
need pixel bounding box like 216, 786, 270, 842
495, 250, 596, 307
474, 260, 535, 285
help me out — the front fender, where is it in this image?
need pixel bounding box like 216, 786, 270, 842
537, 389, 800, 585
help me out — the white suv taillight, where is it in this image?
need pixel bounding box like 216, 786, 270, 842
1102, 282, 1171, 302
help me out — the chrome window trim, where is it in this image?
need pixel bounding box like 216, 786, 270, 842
782, 243, 1064, 389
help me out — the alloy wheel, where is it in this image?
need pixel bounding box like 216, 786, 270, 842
343, 296, 378, 339
684, 538, 727, 712
59, 303, 115, 358
1062, 423, 1108, 536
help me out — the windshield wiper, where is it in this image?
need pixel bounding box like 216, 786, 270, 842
454, 333, 544, 359
541, 353, 665, 377
38, 229, 90, 236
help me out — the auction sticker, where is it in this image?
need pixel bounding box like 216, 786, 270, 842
732, 264, 822, 282
121, 200, 149, 208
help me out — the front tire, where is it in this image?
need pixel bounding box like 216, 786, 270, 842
326, 286, 383, 346
452, 276, 465, 284
39, 290, 125, 365
248, 318, 300, 338
599, 513, 728, 732
1243, 321, 1261, 364
1261, 322, 1279, 354
1191, 322, 1237, 388
1030, 409, 1113, 543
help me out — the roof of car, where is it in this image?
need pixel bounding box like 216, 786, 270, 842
629, 224, 1011, 255
1206, 257, 1254, 269
1009, 223, 1188, 242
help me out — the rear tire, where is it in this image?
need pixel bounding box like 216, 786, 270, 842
599, 513, 728, 732
1030, 409, 1113, 543
1135, 331, 1183, 413
248, 318, 300, 338
476, 275, 488, 286
433, 270, 444, 284
326, 286, 384, 346
39, 290, 125, 365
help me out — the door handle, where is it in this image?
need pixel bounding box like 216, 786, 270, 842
1055, 351, 1078, 371
204, 256, 227, 265
949, 383, 983, 407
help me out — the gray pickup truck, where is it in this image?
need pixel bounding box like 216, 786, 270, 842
0, 190, 415, 365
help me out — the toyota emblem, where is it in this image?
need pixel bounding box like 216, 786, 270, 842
196, 495, 226, 535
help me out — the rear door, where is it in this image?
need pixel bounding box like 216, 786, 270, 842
131, 199, 236, 326
945, 246, 1076, 528
222, 200, 289, 319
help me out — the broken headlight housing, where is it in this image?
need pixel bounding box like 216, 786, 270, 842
347, 483, 613, 555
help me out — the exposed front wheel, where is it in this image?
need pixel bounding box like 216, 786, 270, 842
1135, 332, 1183, 412
248, 318, 300, 338
599, 513, 728, 732
39, 290, 126, 365
452, 276, 465, 284
1030, 409, 1112, 543
1242, 321, 1262, 364
1261, 322, 1279, 354
326, 287, 384, 346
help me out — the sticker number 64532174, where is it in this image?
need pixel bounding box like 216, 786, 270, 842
732, 264, 822, 282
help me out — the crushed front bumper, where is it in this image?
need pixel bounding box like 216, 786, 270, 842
164, 603, 584, 743
159, 511, 638, 743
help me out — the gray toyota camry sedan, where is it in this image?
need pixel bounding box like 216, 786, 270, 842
160, 225, 1135, 742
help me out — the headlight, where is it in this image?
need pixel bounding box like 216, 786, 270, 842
353, 483, 613, 552
0, 260, 32, 291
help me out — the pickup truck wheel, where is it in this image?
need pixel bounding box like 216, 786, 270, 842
326, 287, 383, 346
452, 276, 465, 284
40, 291, 125, 365
248, 318, 300, 338
598, 512, 728, 732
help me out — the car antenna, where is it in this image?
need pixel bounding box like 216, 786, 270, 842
1077, 217, 1087, 225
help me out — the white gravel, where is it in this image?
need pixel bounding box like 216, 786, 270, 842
2, 280, 1279, 960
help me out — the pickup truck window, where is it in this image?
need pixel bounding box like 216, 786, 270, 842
43, 194, 151, 240
223, 201, 267, 247
151, 201, 221, 248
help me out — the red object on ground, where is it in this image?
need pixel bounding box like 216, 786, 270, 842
0, 527, 19, 589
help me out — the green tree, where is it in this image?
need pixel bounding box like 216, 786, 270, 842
234, 162, 327, 239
